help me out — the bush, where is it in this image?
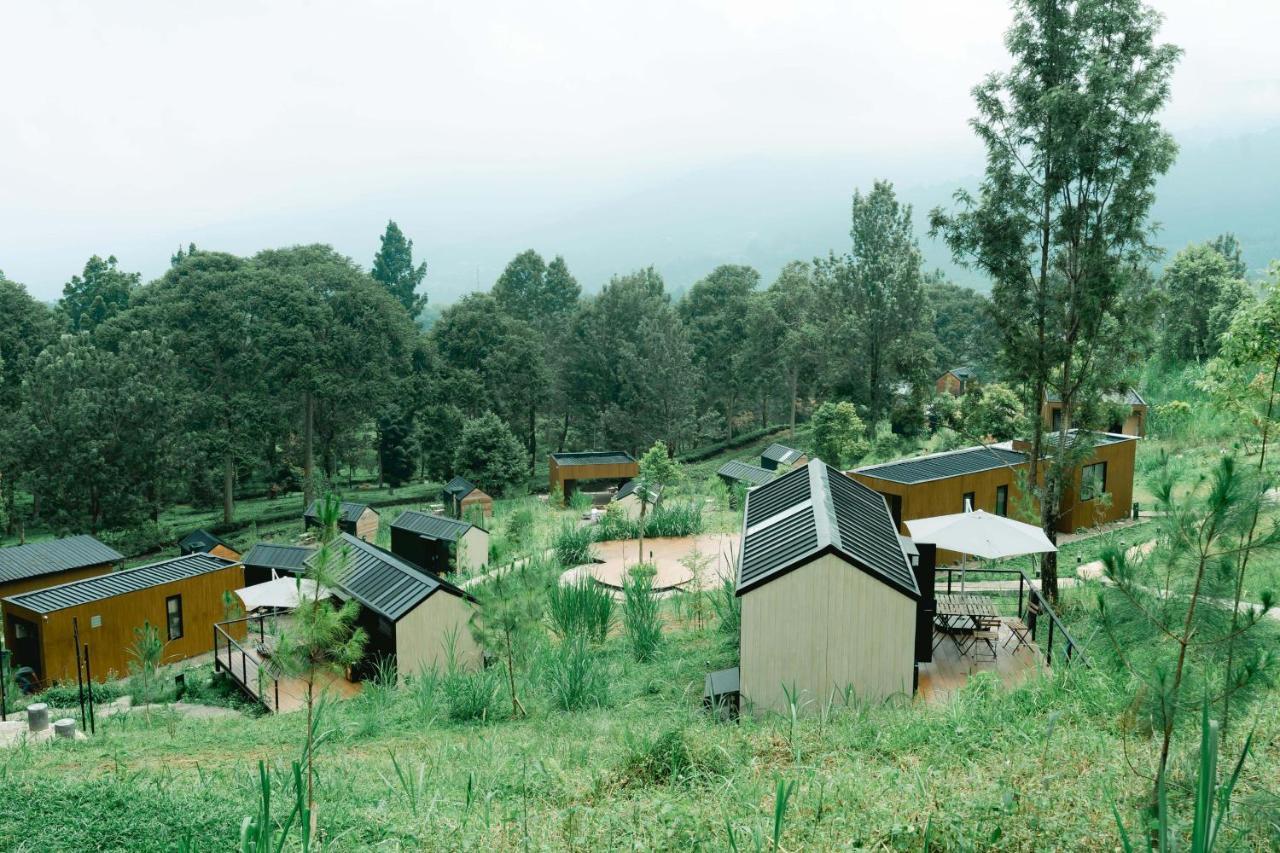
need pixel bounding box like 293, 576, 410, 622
554, 522, 596, 567
452, 412, 527, 497
547, 636, 609, 712
548, 578, 615, 642
623, 565, 663, 662
442, 665, 498, 722
616, 727, 720, 787
34, 678, 127, 710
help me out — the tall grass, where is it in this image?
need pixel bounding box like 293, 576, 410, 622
547, 635, 609, 711
595, 501, 705, 541
554, 521, 596, 567
623, 565, 663, 662
709, 574, 741, 640
547, 578, 615, 642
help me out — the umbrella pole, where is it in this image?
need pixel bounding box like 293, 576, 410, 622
961, 553, 967, 593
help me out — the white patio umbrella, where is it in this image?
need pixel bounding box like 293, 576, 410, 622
234, 576, 331, 612
905, 506, 1056, 590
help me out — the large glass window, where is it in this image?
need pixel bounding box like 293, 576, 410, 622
962, 491, 976, 512
995, 485, 1009, 517
1081, 462, 1107, 501
166, 595, 184, 641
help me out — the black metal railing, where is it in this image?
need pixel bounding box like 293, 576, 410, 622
936, 565, 1088, 668
212, 615, 281, 712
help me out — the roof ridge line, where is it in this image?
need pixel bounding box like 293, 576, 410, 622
810, 462, 839, 552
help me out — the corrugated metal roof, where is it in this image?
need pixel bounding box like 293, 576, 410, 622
854, 446, 1028, 485
1045, 388, 1146, 407
614, 479, 660, 503
242, 543, 315, 574
4, 553, 238, 614
0, 535, 123, 584
549, 451, 637, 467
443, 476, 477, 499
303, 500, 376, 524
178, 529, 229, 555
761, 443, 804, 465
717, 460, 776, 487
390, 510, 478, 542
321, 533, 470, 621
737, 460, 918, 599
949, 366, 978, 379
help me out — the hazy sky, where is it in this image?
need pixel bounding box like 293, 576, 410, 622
3, 0, 1278, 301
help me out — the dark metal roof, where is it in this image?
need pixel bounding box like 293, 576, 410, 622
1045, 388, 1146, 407
854, 446, 1028, 485
443, 476, 478, 499
949, 366, 978, 379
717, 460, 776, 487
0, 535, 123, 584
178, 529, 230, 555
391, 510, 482, 542
303, 500, 377, 523
614, 479, 660, 503
242, 543, 315, 574
321, 533, 471, 621
761, 443, 805, 465
1038, 429, 1136, 451
737, 460, 919, 599
4, 553, 238, 614
549, 451, 637, 467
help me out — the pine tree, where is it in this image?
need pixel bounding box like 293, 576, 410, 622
371, 220, 428, 317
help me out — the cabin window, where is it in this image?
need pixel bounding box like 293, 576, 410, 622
962, 492, 975, 512
1081, 462, 1107, 501
166, 595, 184, 641
1051, 409, 1063, 431
90, 615, 102, 629
995, 485, 1009, 517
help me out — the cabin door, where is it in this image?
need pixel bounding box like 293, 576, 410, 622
8, 615, 42, 683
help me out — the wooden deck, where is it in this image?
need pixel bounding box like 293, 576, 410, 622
917, 621, 1042, 703
214, 621, 362, 713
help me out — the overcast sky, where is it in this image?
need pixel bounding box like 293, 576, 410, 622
2, 0, 1278, 301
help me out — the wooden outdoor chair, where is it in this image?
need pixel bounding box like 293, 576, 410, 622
961, 625, 1000, 662
1003, 598, 1041, 653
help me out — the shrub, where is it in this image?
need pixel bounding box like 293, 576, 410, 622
615, 727, 720, 787
442, 665, 498, 722
548, 578, 615, 642
709, 574, 741, 640
623, 565, 663, 662
644, 501, 703, 538
452, 412, 527, 497
548, 635, 609, 711
554, 521, 596, 567
569, 490, 593, 513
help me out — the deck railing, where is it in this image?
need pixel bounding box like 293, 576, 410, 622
213, 614, 281, 712
937, 566, 1088, 668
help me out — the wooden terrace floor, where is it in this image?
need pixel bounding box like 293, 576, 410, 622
917, 622, 1042, 703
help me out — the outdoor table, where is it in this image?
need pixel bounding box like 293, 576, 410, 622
934, 593, 1001, 651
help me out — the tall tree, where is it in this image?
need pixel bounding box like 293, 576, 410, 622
923, 275, 997, 375
370, 220, 428, 317
452, 412, 528, 498
931, 0, 1180, 599
0, 273, 56, 534
1159, 242, 1252, 363
492, 250, 580, 333
679, 265, 758, 438
1209, 232, 1248, 279
750, 262, 820, 437
59, 255, 139, 333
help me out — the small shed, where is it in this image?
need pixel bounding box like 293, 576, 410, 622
549, 451, 638, 503
1043, 388, 1148, 437
303, 500, 380, 543
716, 459, 775, 489
0, 535, 123, 600
326, 533, 481, 681
936, 366, 979, 396
737, 459, 921, 713
610, 479, 662, 521
760, 443, 808, 472
1, 553, 245, 687
389, 510, 489, 575
241, 543, 316, 586
442, 476, 494, 519
178, 529, 240, 561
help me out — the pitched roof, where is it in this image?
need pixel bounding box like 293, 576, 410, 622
1045, 388, 1146, 407
0, 535, 123, 584
853, 445, 1028, 485
322, 533, 471, 621
443, 476, 477, 499
303, 500, 377, 524
391, 509, 483, 542
761, 443, 805, 465
737, 460, 918, 599
4, 553, 238, 614
948, 366, 978, 379
717, 460, 776, 487
614, 478, 661, 503
242, 543, 315, 574
549, 450, 637, 467
178, 529, 230, 554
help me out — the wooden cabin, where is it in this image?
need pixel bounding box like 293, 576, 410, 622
326, 533, 481, 681
178, 529, 241, 561
442, 476, 494, 519
303, 500, 380, 542
241, 543, 316, 586
935, 366, 979, 396
737, 460, 921, 713
760, 443, 808, 472
389, 510, 488, 575
2, 553, 244, 687
548, 451, 638, 503
717, 459, 775, 489
1042, 389, 1148, 437
610, 479, 662, 521
0, 535, 123, 601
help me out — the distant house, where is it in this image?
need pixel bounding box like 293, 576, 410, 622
241, 543, 316, 586
1042, 389, 1147, 437
178, 529, 240, 561
935, 366, 979, 396
716, 460, 775, 489
2, 552, 244, 686
759, 443, 808, 472
303, 500, 380, 543
442, 476, 494, 519
548, 451, 639, 503
326, 533, 481, 681
0, 535, 123, 601
390, 510, 489, 575
611, 479, 662, 521
737, 460, 921, 713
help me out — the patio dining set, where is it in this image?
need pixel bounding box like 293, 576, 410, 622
933, 592, 1039, 661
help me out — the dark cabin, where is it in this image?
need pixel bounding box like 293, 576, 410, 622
390, 510, 489, 575
716, 459, 775, 489
241, 543, 316, 586
178, 529, 240, 560
759, 443, 808, 472
303, 500, 380, 543
441, 476, 494, 519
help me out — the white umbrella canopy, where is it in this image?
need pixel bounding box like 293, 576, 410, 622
905, 509, 1056, 560
234, 576, 331, 612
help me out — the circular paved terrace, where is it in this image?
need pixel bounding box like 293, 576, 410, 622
559, 533, 739, 593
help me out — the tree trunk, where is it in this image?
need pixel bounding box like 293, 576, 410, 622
528, 402, 537, 474
222, 451, 235, 525
303, 391, 315, 508
558, 411, 570, 453
789, 368, 799, 439
637, 499, 648, 564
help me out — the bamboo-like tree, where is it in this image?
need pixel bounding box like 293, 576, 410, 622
634, 441, 682, 562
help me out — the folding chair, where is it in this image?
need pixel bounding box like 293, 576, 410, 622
960, 624, 999, 662
1003, 598, 1041, 653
